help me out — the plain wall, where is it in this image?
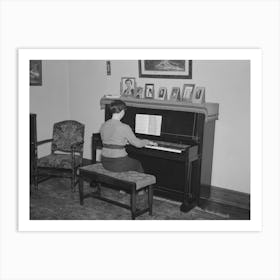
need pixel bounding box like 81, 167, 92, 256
30, 60, 250, 193
30, 60, 71, 156
193, 61, 250, 193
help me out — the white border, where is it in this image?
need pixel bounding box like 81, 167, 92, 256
18, 49, 262, 232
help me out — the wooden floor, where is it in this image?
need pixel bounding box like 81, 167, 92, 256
199, 198, 250, 220
199, 184, 250, 220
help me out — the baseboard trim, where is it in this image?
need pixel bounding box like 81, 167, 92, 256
201, 184, 250, 210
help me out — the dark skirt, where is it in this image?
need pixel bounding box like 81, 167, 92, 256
101, 155, 144, 173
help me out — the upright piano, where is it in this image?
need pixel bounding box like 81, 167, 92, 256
92, 97, 219, 212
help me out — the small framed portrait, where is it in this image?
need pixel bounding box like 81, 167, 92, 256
157, 87, 167, 100
120, 77, 136, 97
170, 87, 180, 101
135, 87, 144, 99
144, 84, 155, 99
30, 60, 42, 86
182, 84, 195, 101
192, 87, 206, 104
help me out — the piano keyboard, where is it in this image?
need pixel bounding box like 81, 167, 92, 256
145, 141, 189, 153
145, 145, 182, 153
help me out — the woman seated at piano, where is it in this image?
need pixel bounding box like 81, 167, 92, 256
100, 100, 156, 172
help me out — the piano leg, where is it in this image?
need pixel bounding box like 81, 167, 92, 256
180, 160, 197, 212
180, 200, 196, 212
194, 157, 202, 207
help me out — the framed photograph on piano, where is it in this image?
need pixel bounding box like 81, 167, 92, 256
144, 84, 155, 99
169, 87, 180, 101
139, 60, 192, 79
181, 84, 195, 102
135, 87, 144, 99
120, 77, 136, 97
157, 87, 167, 100
192, 87, 206, 104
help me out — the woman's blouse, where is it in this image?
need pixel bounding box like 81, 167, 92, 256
100, 119, 145, 158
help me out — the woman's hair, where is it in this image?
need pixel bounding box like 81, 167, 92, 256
109, 100, 127, 114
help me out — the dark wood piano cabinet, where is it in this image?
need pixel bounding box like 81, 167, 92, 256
93, 97, 219, 212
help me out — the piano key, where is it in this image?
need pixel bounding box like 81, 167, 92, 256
152, 140, 190, 149
145, 145, 183, 153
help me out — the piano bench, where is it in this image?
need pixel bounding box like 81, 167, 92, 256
78, 163, 156, 220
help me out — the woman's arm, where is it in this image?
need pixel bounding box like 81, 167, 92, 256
124, 125, 152, 148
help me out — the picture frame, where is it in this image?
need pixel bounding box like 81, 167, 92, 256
135, 87, 144, 99
182, 84, 195, 101
106, 60, 111, 75
157, 87, 167, 100
139, 60, 192, 79
144, 84, 155, 99
169, 87, 181, 101
192, 87, 206, 104
30, 60, 42, 86
120, 77, 136, 97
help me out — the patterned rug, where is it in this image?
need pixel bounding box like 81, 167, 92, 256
30, 178, 230, 220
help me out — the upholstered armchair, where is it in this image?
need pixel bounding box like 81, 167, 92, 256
33, 120, 85, 192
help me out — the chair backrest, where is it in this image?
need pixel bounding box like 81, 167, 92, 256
51, 120, 85, 155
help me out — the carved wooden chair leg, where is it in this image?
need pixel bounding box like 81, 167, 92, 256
131, 187, 136, 220
79, 176, 84, 205
148, 185, 153, 216
71, 169, 75, 192
95, 183, 101, 196
33, 162, 38, 190
34, 172, 38, 190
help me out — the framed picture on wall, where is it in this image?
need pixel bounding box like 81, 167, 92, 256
169, 87, 180, 101
182, 84, 195, 101
157, 87, 167, 100
139, 60, 192, 79
30, 60, 42, 86
144, 84, 155, 99
106, 60, 111, 75
192, 87, 206, 104
120, 77, 136, 97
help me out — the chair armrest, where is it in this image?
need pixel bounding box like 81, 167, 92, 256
37, 138, 53, 146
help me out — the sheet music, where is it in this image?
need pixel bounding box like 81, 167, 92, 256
148, 115, 162, 136
135, 114, 162, 136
